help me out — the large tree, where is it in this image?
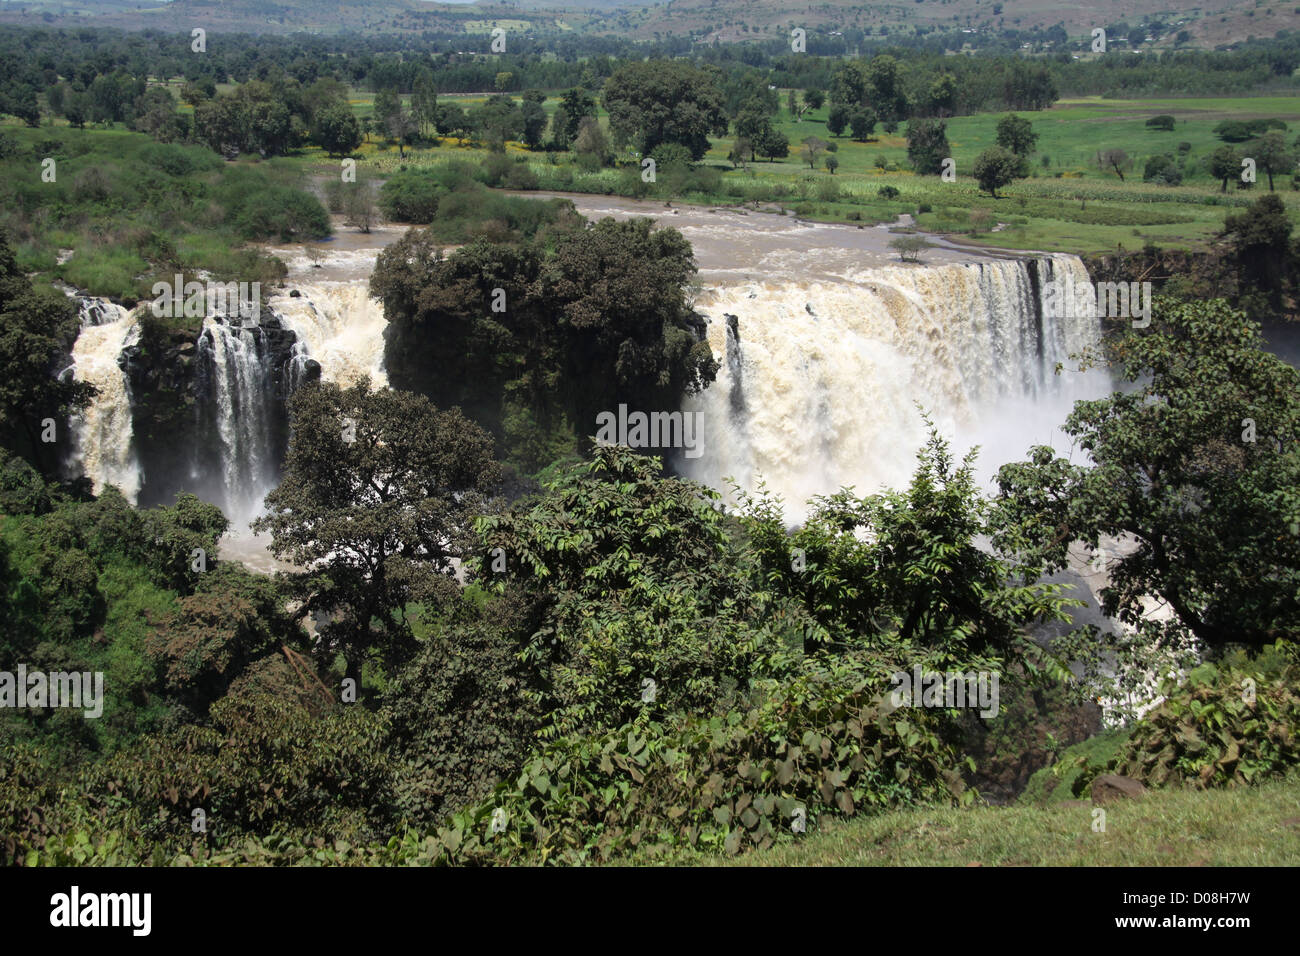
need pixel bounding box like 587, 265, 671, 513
603, 60, 728, 161
973, 145, 1024, 197
254, 380, 501, 687
991, 298, 1300, 652
906, 118, 950, 175
0, 235, 95, 477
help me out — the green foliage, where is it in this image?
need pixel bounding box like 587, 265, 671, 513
603, 60, 729, 161
972, 145, 1025, 197
992, 298, 1300, 653
394, 662, 969, 865
254, 379, 501, 685
906, 118, 950, 175
1074, 647, 1300, 791
473, 445, 791, 739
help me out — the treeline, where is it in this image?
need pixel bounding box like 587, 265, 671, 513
5, 23, 1300, 133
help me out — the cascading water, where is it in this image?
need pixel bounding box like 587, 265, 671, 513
272, 282, 389, 388
197, 318, 280, 526
681, 254, 1104, 515
66, 297, 143, 503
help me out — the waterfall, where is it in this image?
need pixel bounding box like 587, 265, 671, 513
197, 318, 279, 526
66, 297, 142, 503
270, 282, 389, 387
681, 254, 1104, 516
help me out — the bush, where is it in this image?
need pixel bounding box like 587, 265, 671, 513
1145, 114, 1176, 131
879, 185, 900, 199
378, 169, 444, 222
405, 663, 971, 864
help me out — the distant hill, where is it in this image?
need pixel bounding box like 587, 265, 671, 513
1, 0, 1297, 48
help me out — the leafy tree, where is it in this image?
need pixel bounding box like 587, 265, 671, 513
573, 115, 613, 168
906, 118, 950, 175
1207, 144, 1240, 193
312, 103, 362, 157
926, 74, 957, 117
995, 114, 1037, 157
991, 298, 1300, 652
825, 154, 839, 175
520, 99, 547, 150
865, 55, 910, 122
1250, 130, 1295, 191
753, 123, 789, 162
254, 379, 502, 687
804, 89, 825, 110
603, 60, 728, 161
1222, 192, 1294, 313
827, 104, 850, 138
889, 235, 933, 262
474, 445, 787, 737
973, 145, 1023, 197
1143, 154, 1182, 186
849, 108, 877, 142
0, 235, 94, 476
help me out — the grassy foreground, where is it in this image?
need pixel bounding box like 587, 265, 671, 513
685, 776, 1300, 867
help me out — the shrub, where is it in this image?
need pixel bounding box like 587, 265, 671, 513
879, 184, 900, 199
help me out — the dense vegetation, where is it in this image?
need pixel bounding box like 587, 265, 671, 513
3, 16, 1300, 869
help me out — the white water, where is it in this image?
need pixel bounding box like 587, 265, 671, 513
200, 319, 279, 526
271, 282, 389, 388
67, 298, 142, 503
681, 254, 1104, 516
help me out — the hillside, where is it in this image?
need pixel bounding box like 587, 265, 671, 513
1, 0, 1298, 47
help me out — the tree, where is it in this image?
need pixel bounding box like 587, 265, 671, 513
0, 234, 95, 476
973, 145, 1023, 197
826, 104, 850, 138
1208, 144, 1240, 193
804, 89, 825, 110
753, 123, 789, 162
1251, 130, 1295, 191
1096, 147, 1133, 181
520, 99, 547, 150
825, 154, 839, 175
312, 103, 362, 157
1222, 193, 1294, 311
801, 135, 827, 169
1143, 154, 1182, 186
828, 62, 868, 109
728, 137, 753, 169
889, 235, 933, 262
254, 379, 501, 687
849, 108, 877, 142
603, 60, 728, 161
991, 298, 1300, 652
906, 118, 950, 175
557, 87, 597, 145
995, 114, 1037, 157
342, 181, 378, 234
865, 55, 909, 123
926, 74, 957, 117
411, 74, 438, 139
1145, 114, 1176, 132
573, 116, 613, 168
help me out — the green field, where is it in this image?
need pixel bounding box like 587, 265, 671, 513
281, 89, 1300, 256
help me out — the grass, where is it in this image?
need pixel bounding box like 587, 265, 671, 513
285, 89, 1300, 255
689, 774, 1300, 866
